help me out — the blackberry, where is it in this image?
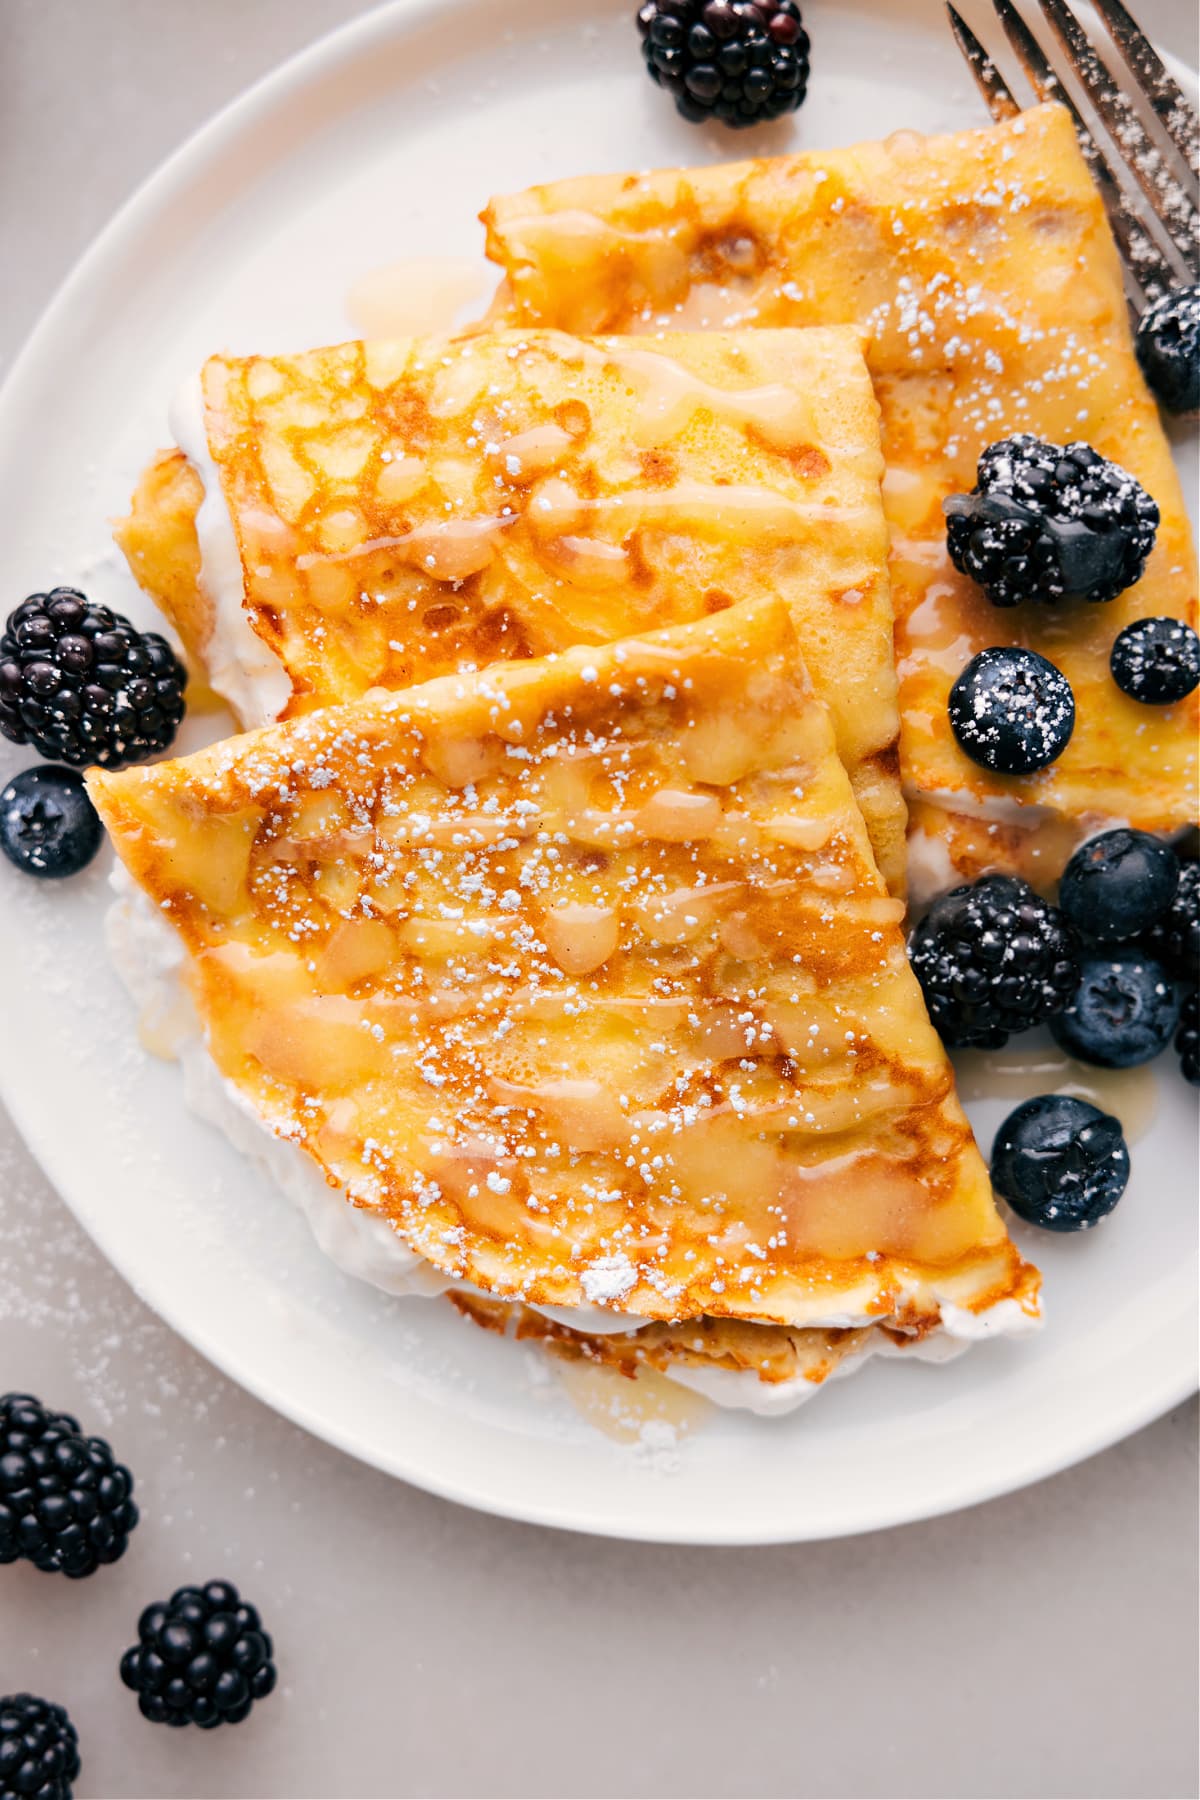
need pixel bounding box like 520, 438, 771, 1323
944, 435, 1159, 607
0, 1394, 137, 1578
1058, 828, 1179, 944
636, 0, 810, 127
1110, 616, 1200, 706
949, 646, 1075, 775
0, 589, 186, 769
991, 1095, 1129, 1232
1135, 284, 1200, 415
121, 1581, 277, 1729
909, 874, 1080, 1049
1051, 952, 1180, 1068
0, 767, 103, 880
1177, 990, 1199, 1086
1143, 859, 1200, 980
0, 1694, 81, 1800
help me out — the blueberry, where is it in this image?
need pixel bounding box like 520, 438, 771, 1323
949, 647, 1075, 775
1051, 953, 1182, 1067
1058, 828, 1179, 942
1135, 283, 1200, 415
0, 765, 103, 878
1177, 990, 1199, 1086
1110, 616, 1200, 705
991, 1094, 1130, 1231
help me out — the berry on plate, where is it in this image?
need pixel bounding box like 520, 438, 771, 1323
121, 1581, 277, 1728
944, 434, 1159, 608
0, 766, 103, 879
1051, 953, 1181, 1068
1143, 860, 1200, 981
1057, 828, 1179, 944
1135, 283, 1200, 415
0, 1693, 81, 1800
636, 0, 810, 127
948, 646, 1075, 775
0, 1393, 138, 1578
908, 873, 1079, 1050
991, 1094, 1130, 1232
1109, 615, 1200, 706
1177, 990, 1199, 1086
0, 588, 186, 770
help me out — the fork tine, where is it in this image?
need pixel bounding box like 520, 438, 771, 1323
947, 6, 1022, 119
1032, 0, 1199, 276
990, 0, 1178, 301
1089, 0, 1199, 182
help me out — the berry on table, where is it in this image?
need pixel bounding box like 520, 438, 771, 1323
0, 766, 103, 879
0, 1393, 138, 1578
1051, 953, 1181, 1068
637, 0, 810, 127
949, 646, 1075, 775
1143, 859, 1200, 981
121, 1580, 277, 1728
908, 873, 1079, 1049
0, 588, 186, 770
1058, 828, 1179, 944
1135, 283, 1200, 415
944, 435, 1159, 607
1177, 990, 1199, 1086
1110, 615, 1200, 706
0, 1694, 81, 1800
991, 1094, 1130, 1232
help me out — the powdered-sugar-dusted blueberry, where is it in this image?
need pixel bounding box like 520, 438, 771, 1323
948, 646, 1075, 775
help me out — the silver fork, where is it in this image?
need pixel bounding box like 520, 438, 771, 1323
947, 0, 1200, 312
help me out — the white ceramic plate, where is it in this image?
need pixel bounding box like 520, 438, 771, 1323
1, 0, 1196, 1544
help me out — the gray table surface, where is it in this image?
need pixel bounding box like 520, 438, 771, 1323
2, 4, 1198, 1797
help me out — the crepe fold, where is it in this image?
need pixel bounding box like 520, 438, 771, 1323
482, 103, 1199, 891
89, 598, 1039, 1399
116, 325, 908, 894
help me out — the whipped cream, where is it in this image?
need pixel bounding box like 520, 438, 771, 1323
168, 374, 292, 729
105, 876, 1038, 1414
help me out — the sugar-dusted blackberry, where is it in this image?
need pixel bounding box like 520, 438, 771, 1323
1143, 859, 1200, 981
949, 646, 1075, 775
944, 435, 1159, 608
992, 1095, 1130, 1232
0, 1393, 138, 1578
636, 0, 810, 128
1177, 990, 1199, 1086
1110, 615, 1200, 706
908, 874, 1080, 1049
1135, 284, 1200, 415
121, 1581, 277, 1729
0, 588, 186, 769
0, 1694, 81, 1800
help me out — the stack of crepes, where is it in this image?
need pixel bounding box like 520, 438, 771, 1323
93, 103, 1196, 1411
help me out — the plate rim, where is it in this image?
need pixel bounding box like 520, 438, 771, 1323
0, 0, 1196, 1544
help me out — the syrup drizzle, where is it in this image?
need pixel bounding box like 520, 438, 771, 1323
953, 1044, 1160, 1144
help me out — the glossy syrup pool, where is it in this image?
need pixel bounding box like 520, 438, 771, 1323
954, 1042, 1161, 1144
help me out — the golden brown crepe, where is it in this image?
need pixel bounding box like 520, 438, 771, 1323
116, 325, 908, 893
89, 599, 1038, 1392
483, 103, 1199, 890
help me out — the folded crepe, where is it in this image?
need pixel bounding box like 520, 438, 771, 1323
482, 103, 1199, 895
116, 325, 907, 894
88, 599, 1039, 1409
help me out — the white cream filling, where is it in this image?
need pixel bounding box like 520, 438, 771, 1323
168, 374, 292, 729
906, 826, 963, 912
106, 875, 1037, 1413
